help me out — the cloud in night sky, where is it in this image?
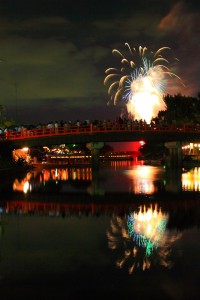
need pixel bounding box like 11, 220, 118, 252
0, 0, 199, 124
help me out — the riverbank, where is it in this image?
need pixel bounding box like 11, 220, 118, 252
0, 161, 32, 175
32, 161, 92, 170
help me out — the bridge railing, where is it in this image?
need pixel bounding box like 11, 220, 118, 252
3, 123, 200, 141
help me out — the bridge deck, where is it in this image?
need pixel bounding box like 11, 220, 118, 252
1, 123, 200, 146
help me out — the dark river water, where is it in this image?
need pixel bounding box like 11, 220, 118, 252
0, 161, 200, 300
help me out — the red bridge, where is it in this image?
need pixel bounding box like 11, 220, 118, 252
3, 123, 200, 147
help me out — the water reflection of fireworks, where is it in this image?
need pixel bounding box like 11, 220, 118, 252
106, 204, 182, 274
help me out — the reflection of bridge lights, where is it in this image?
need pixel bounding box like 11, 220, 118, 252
73, 170, 77, 180
44, 168, 92, 181
13, 168, 93, 193
182, 143, 200, 155
42, 170, 51, 181
182, 167, 200, 191
107, 204, 181, 274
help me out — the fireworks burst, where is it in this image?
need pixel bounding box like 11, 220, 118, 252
104, 43, 183, 123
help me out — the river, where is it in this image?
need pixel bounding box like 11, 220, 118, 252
0, 161, 199, 299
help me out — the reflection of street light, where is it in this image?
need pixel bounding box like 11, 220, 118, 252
182, 167, 200, 191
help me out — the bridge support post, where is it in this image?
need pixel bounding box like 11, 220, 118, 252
164, 141, 182, 169
86, 142, 104, 169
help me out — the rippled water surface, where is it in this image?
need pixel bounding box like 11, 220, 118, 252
0, 162, 199, 299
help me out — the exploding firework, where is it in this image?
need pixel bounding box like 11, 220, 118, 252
104, 43, 183, 123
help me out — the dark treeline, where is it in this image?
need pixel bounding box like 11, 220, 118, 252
157, 93, 200, 125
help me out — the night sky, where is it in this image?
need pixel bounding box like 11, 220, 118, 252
0, 0, 199, 125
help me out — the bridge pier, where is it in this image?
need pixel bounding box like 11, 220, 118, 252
86, 142, 104, 169
165, 141, 182, 169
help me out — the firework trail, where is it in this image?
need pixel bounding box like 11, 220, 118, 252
104, 43, 183, 123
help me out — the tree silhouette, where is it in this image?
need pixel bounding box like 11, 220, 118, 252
158, 94, 200, 125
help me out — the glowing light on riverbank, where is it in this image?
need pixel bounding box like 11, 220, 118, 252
104, 43, 183, 123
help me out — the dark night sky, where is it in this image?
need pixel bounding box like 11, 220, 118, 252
0, 0, 199, 125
